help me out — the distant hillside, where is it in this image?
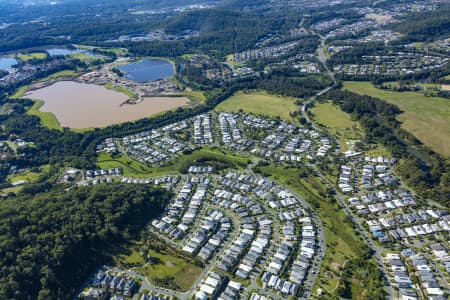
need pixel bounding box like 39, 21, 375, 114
392, 4, 450, 42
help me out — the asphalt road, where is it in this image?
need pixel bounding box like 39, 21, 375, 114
308, 163, 394, 299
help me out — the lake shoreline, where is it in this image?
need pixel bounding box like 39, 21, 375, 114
26, 81, 190, 129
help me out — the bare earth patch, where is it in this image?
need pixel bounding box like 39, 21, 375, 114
365, 13, 392, 23
331, 262, 341, 271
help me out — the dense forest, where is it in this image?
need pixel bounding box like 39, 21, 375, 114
259, 74, 333, 98
391, 4, 450, 43
0, 184, 171, 300
121, 9, 300, 58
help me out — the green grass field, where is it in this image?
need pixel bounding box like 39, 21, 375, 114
343, 81, 450, 156
104, 83, 136, 98
70, 52, 94, 61
95, 47, 128, 56
38, 70, 78, 82
17, 52, 48, 61
136, 248, 202, 291
8, 171, 41, 184
10, 85, 29, 99
3, 165, 50, 195
7, 165, 50, 184
117, 238, 202, 292
310, 101, 363, 152
215, 91, 299, 121
97, 147, 251, 178
182, 89, 206, 103
27, 100, 62, 130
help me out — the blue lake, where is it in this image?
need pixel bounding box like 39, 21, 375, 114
0, 57, 18, 70
117, 59, 174, 82
47, 48, 95, 57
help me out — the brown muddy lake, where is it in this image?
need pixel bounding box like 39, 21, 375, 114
26, 81, 189, 129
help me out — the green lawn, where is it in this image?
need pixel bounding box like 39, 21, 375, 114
215, 91, 299, 121
97, 147, 251, 178
343, 81, 450, 156
310, 101, 363, 152
104, 83, 136, 98
17, 52, 48, 61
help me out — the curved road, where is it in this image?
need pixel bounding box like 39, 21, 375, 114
128, 31, 393, 300
298, 31, 394, 298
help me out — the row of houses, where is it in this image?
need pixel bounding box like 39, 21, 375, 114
385, 252, 418, 299
114, 129, 188, 165
195, 272, 225, 300
339, 156, 398, 193
194, 114, 213, 145
188, 166, 214, 174
340, 153, 450, 247
86, 168, 122, 178
408, 253, 448, 298
339, 149, 449, 298
333, 52, 448, 76
152, 177, 210, 240
232, 41, 299, 63
78, 267, 138, 300
97, 112, 334, 174
182, 209, 227, 256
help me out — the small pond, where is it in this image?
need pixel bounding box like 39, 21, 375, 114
0, 57, 18, 70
